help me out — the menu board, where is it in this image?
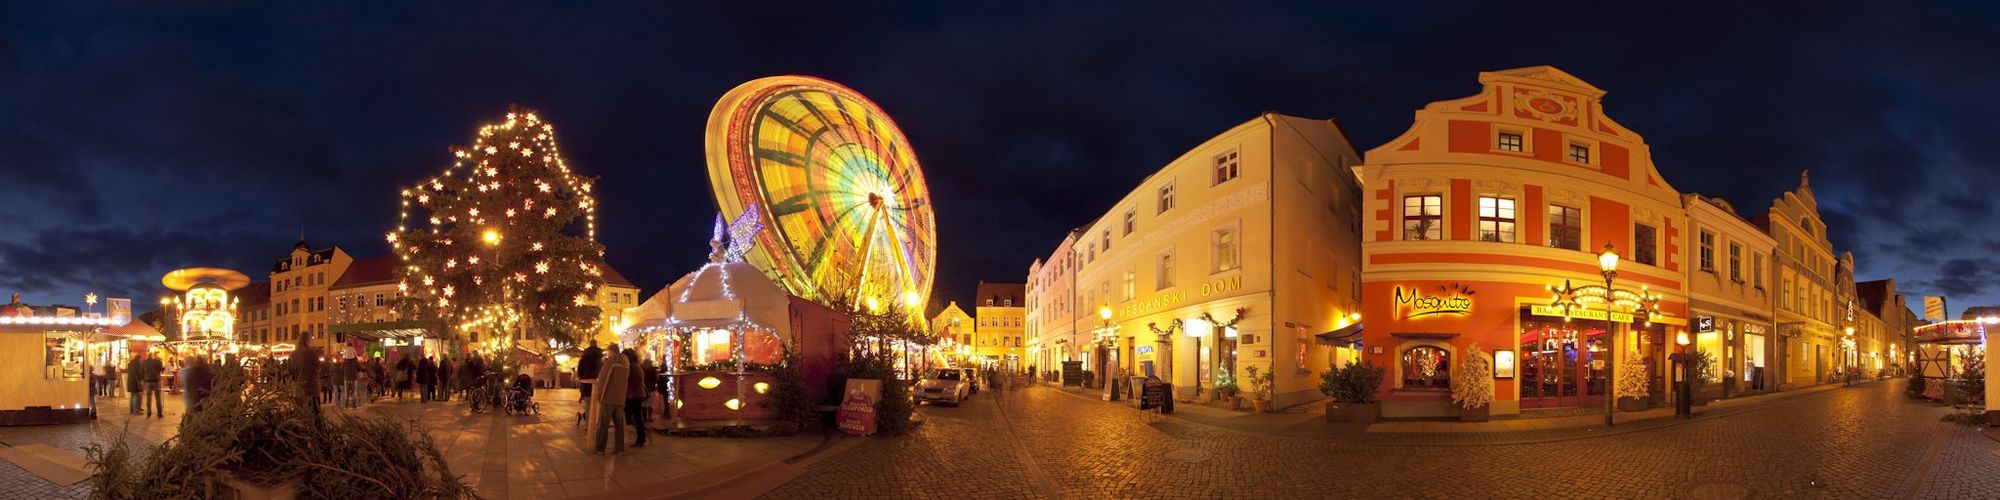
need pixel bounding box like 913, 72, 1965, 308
1061, 361, 1084, 387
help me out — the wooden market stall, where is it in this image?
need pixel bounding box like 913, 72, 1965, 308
0, 294, 133, 425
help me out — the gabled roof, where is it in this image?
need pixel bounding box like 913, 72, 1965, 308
237, 282, 272, 308
1855, 279, 1893, 313
1479, 65, 1608, 97
273, 246, 341, 273
975, 282, 1025, 307
601, 264, 636, 288
331, 256, 398, 290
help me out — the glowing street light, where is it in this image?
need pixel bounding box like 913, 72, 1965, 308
482, 229, 502, 246
1599, 242, 1619, 428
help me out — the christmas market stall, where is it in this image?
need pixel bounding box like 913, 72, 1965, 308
623, 210, 851, 425
0, 293, 132, 425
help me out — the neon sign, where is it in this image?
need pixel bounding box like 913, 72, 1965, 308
1394, 284, 1474, 319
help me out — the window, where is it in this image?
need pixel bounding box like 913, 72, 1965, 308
1568, 143, 1590, 163
1635, 224, 1657, 266
1004, 299, 1014, 307
338, 296, 347, 310
375, 293, 385, 307
1547, 205, 1581, 250
1699, 231, 1716, 272
1401, 346, 1451, 389
1497, 131, 1524, 152
1157, 252, 1176, 290
1212, 148, 1240, 185
1754, 254, 1765, 289
1212, 225, 1241, 272
1477, 196, 1516, 243
1102, 230, 1110, 251
1402, 195, 1442, 240
1799, 218, 1813, 238
1122, 270, 1135, 301
1123, 209, 1136, 236
1729, 243, 1743, 281
1157, 183, 1176, 214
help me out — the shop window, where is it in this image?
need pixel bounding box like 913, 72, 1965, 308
1402, 195, 1442, 240
1699, 231, 1716, 272
1497, 131, 1524, 152
1635, 224, 1657, 265
1477, 196, 1516, 243
1401, 346, 1451, 389
1548, 205, 1581, 250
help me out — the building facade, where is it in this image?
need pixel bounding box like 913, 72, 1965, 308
1358, 67, 1693, 418
1037, 112, 1363, 407
930, 301, 973, 345
974, 282, 1026, 371
1755, 173, 1843, 388
1856, 278, 1920, 372
1026, 231, 1079, 379
233, 282, 272, 344
1682, 194, 1777, 397
269, 240, 353, 347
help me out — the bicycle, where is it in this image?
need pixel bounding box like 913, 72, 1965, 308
467, 375, 505, 414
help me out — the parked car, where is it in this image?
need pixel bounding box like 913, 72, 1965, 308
917, 368, 969, 406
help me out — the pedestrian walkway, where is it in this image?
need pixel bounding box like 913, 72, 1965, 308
1039, 379, 1884, 446
0, 388, 843, 500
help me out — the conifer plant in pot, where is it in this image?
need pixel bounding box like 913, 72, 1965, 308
1321, 360, 1386, 423
1452, 345, 1494, 422
1245, 365, 1275, 413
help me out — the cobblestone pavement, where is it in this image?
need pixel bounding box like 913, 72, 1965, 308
765, 378, 2000, 499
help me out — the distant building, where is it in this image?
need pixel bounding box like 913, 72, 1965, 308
269, 239, 353, 347
1026, 231, 1079, 379
974, 282, 1025, 371
1754, 172, 1844, 387
233, 281, 272, 344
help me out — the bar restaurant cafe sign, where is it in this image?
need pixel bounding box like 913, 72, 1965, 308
1394, 284, 1475, 319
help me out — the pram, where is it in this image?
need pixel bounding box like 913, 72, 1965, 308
505, 374, 540, 415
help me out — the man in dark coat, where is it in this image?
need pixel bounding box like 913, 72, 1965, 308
394, 354, 415, 402
125, 354, 143, 415
289, 335, 321, 415
578, 339, 603, 399
418, 356, 438, 403
142, 351, 166, 418
437, 357, 454, 402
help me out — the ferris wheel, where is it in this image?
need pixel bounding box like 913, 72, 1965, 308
704, 76, 935, 315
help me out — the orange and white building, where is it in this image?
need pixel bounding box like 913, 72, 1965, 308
1357, 67, 1692, 418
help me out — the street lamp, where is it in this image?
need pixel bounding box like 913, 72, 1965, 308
1599, 242, 1619, 427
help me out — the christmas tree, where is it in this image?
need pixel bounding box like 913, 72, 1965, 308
390, 107, 607, 347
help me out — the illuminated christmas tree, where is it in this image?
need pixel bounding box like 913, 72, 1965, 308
389, 107, 607, 347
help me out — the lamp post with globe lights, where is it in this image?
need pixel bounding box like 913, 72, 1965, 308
1599, 242, 1620, 427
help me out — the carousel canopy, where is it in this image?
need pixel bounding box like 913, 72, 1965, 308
655, 261, 791, 333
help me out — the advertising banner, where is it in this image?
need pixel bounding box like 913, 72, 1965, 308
837, 378, 882, 436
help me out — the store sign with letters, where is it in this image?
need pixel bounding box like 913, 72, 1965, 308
1529, 305, 1633, 323
1394, 284, 1474, 319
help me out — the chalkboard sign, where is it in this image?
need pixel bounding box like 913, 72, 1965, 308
1139, 380, 1172, 413
1061, 361, 1084, 387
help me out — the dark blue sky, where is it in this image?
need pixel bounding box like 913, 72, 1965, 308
2, 2, 1997, 318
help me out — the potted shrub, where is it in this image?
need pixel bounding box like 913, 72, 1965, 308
1690, 349, 1717, 406
1214, 370, 1240, 408
1616, 357, 1651, 412
1245, 365, 1275, 413
1451, 345, 1493, 422
1320, 360, 1386, 423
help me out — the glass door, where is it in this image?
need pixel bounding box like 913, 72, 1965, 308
1521, 317, 1606, 409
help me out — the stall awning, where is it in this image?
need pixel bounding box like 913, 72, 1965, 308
330, 320, 437, 341
1315, 323, 1364, 346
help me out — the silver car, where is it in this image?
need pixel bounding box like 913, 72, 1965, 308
916, 368, 969, 406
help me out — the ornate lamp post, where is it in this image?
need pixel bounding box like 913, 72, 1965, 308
1598, 242, 1619, 427
1097, 306, 1121, 401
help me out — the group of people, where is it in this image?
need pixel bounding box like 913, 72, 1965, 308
577, 339, 662, 455
312, 349, 492, 408
122, 351, 167, 418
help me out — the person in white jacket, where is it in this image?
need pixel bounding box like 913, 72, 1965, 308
590, 345, 631, 455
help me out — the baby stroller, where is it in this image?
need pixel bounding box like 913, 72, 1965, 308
505, 374, 540, 415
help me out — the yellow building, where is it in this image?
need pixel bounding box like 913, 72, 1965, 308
233, 282, 272, 344
930, 300, 974, 363
1026, 231, 1080, 380
1043, 112, 1364, 408
1682, 194, 1777, 397
269, 239, 353, 347
1754, 173, 1842, 387
974, 282, 1025, 371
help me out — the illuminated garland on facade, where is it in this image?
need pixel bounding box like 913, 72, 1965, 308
389, 108, 608, 345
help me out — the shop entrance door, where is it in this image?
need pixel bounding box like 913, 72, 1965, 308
1520, 323, 1606, 409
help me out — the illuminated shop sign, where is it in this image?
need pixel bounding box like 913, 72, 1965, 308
1695, 316, 1716, 333
1529, 305, 1633, 323
1393, 284, 1474, 319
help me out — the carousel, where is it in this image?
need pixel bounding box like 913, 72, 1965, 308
159, 268, 251, 366
623, 208, 850, 425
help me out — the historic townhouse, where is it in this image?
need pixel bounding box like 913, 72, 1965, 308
1358, 67, 1693, 418
1026, 231, 1079, 380
1039, 112, 1364, 406
1752, 174, 1844, 387
973, 282, 1027, 371
270, 239, 353, 349
1682, 194, 1778, 398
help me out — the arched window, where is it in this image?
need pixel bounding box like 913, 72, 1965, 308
1401, 346, 1451, 389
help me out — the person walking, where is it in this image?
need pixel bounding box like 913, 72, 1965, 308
579, 339, 603, 411
141, 351, 165, 418
418, 355, 437, 404
182, 357, 216, 412
394, 354, 414, 402
125, 354, 143, 415
623, 350, 649, 448
290, 335, 322, 417
370, 356, 387, 401
590, 345, 630, 455
437, 357, 454, 402
330, 353, 351, 409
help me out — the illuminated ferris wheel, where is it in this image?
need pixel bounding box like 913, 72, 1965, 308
705, 76, 935, 314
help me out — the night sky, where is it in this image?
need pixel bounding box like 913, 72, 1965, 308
3, 3, 1998, 318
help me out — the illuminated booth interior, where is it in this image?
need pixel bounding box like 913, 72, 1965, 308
0, 293, 137, 425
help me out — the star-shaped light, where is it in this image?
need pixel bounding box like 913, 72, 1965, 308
484, 146, 498, 154
535, 261, 550, 274
442, 285, 456, 297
